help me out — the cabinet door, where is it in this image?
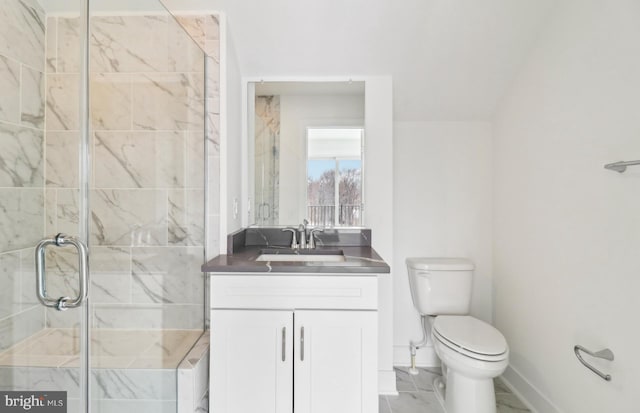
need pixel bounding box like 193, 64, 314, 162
294, 310, 378, 413
211, 310, 293, 413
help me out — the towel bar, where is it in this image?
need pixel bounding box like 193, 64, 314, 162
604, 160, 640, 173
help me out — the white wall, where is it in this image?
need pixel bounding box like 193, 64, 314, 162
393, 121, 493, 365
493, 1, 640, 411
223, 23, 243, 242
362, 77, 395, 393
278, 94, 364, 223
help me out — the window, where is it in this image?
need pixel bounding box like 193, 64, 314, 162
306, 128, 363, 227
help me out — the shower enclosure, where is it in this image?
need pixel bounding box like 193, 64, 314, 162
0, 0, 217, 412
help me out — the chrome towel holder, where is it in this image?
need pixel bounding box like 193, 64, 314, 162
574, 345, 614, 381
604, 160, 640, 173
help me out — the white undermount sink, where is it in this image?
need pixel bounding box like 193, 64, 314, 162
255, 254, 346, 262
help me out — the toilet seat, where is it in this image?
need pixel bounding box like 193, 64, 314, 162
433, 315, 508, 362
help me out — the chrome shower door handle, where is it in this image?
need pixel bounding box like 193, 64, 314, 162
35, 233, 89, 311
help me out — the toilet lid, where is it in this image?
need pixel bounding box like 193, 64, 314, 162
433, 316, 507, 357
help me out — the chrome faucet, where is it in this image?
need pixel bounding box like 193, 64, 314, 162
308, 228, 324, 249
298, 220, 308, 249
284, 220, 323, 249
282, 227, 298, 249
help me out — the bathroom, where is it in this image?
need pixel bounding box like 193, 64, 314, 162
1, 0, 638, 413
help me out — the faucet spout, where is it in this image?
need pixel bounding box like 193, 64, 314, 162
298, 224, 307, 249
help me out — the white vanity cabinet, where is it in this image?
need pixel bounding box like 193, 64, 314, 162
210, 310, 294, 413
210, 274, 379, 413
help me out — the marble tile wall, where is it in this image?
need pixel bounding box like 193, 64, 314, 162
173, 14, 221, 258
0, 0, 47, 350
43, 12, 218, 330
173, 15, 220, 332
254, 95, 280, 226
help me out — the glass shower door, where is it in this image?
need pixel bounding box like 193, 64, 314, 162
85, 2, 208, 413
0, 0, 89, 412
2, 0, 210, 411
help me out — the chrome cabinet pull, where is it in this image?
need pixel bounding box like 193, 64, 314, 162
282, 327, 286, 362
35, 233, 89, 311
300, 326, 305, 361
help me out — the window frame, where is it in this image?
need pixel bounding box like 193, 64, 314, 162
305, 126, 365, 227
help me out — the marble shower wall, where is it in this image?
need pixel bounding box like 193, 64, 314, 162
254, 95, 280, 226
0, 0, 47, 350
44, 12, 216, 330
172, 14, 221, 257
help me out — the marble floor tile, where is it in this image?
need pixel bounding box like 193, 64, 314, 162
412, 367, 441, 391
496, 393, 531, 413
394, 366, 418, 392
387, 391, 444, 413
386, 366, 530, 413
494, 377, 512, 394
379, 396, 391, 413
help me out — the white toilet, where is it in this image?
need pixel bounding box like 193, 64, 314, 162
406, 257, 509, 413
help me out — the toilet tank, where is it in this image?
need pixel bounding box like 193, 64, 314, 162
406, 257, 474, 316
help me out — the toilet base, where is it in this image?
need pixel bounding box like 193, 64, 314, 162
433, 370, 497, 413
433, 376, 446, 408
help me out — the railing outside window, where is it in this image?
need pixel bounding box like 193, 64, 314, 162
308, 205, 362, 227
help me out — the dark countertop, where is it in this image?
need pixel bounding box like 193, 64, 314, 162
202, 245, 390, 274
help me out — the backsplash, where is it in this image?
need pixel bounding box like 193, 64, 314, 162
227, 227, 372, 253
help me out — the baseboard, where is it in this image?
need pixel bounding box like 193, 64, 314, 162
378, 370, 398, 395
501, 365, 564, 413
393, 345, 440, 367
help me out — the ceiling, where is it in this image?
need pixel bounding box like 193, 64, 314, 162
208, 0, 557, 121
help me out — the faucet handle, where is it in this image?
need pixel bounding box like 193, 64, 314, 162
308, 228, 324, 249
282, 227, 298, 249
